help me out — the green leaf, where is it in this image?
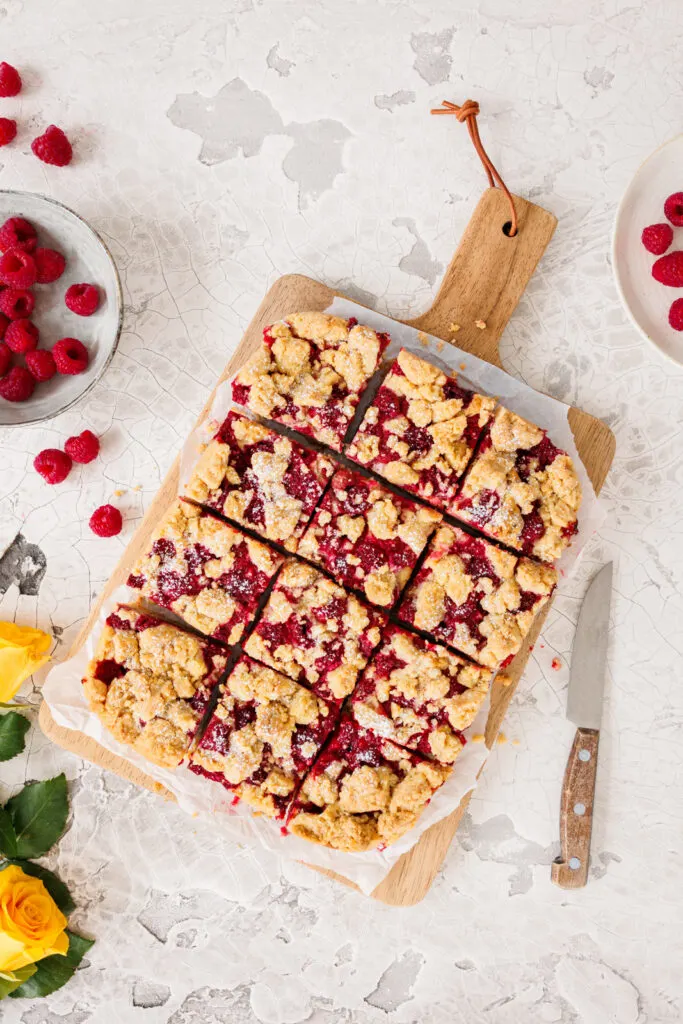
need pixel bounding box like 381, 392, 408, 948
0, 712, 30, 762
0, 806, 17, 858
5, 774, 68, 859
9, 931, 94, 999
10, 860, 75, 915
0, 964, 37, 1000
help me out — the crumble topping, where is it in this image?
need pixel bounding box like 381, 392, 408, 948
399, 525, 558, 669
231, 312, 388, 450
244, 560, 385, 704
127, 498, 282, 643
82, 606, 227, 768
183, 410, 333, 551
456, 406, 582, 561
298, 467, 441, 608
347, 349, 495, 509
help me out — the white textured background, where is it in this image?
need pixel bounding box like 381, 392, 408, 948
1, 1, 682, 1021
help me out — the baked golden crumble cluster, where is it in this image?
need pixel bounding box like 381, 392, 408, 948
83, 313, 582, 853
82, 607, 228, 768
127, 498, 283, 643
189, 656, 337, 818
231, 312, 390, 450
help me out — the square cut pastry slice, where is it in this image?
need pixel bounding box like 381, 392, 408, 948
453, 406, 582, 561
398, 525, 557, 669
287, 714, 451, 852
127, 498, 283, 644
298, 467, 442, 608
351, 624, 491, 764
346, 348, 496, 508
244, 560, 385, 705
82, 606, 228, 768
231, 312, 390, 450
188, 656, 339, 819
183, 410, 334, 552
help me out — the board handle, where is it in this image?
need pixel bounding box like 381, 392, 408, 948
408, 188, 557, 367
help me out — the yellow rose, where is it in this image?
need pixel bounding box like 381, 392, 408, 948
0, 622, 51, 703
0, 865, 68, 972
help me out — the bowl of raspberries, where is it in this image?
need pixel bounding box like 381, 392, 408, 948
0, 189, 123, 425
613, 134, 683, 365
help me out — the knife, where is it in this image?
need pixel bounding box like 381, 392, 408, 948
551, 562, 613, 889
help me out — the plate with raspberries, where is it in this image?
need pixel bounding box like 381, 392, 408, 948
613, 134, 683, 365
0, 189, 123, 425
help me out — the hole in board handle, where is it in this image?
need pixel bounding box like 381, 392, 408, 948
502, 220, 515, 237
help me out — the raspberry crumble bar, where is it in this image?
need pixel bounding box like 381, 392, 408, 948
231, 312, 389, 450
453, 407, 582, 561
287, 715, 451, 851
298, 467, 442, 608
183, 410, 334, 551
244, 561, 385, 704
126, 499, 283, 644
189, 656, 338, 818
346, 349, 495, 508
352, 625, 491, 763
82, 606, 228, 768
399, 525, 557, 668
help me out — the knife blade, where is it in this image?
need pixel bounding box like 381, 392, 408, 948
551, 562, 613, 889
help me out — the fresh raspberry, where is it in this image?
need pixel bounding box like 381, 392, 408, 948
0, 341, 11, 376
64, 429, 100, 464
0, 287, 34, 319
0, 313, 8, 339
89, 504, 123, 538
33, 448, 72, 485
0, 365, 34, 402
25, 348, 56, 382
0, 249, 37, 288
52, 337, 89, 375
641, 223, 674, 256
652, 251, 683, 287
0, 217, 37, 254
0, 118, 17, 146
5, 318, 38, 353
668, 299, 683, 331
664, 192, 683, 227
65, 283, 100, 316
34, 247, 66, 284
0, 63, 21, 98
31, 125, 72, 167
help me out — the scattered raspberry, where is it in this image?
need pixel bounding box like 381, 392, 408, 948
89, 504, 123, 538
0, 287, 34, 319
52, 337, 89, 375
0, 249, 37, 288
34, 247, 66, 284
65, 283, 100, 316
0, 117, 17, 146
551, 657, 562, 671
0, 217, 37, 254
652, 251, 683, 287
25, 348, 56, 382
641, 223, 674, 256
31, 125, 72, 167
664, 192, 683, 227
33, 448, 72, 485
0, 341, 11, 376
0, 365, 35, 401
0, 313, 8, 339
4, 318, 38, 353
668, 298, 683, 331
0, 62, 21, 98
64, 429, 99, 464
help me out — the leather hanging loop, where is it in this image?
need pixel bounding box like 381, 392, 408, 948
431, 99, 518, 237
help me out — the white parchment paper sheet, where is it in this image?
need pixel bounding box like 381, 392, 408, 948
43, 297, 606, 894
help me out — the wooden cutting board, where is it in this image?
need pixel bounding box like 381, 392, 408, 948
39, 189, 615, 906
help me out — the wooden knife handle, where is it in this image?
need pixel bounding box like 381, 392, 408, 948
551, 727, 599, 889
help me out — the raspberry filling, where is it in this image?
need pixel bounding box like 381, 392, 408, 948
94, 658, 126, 684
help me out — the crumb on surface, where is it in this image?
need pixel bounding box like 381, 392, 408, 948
449, 322, 461, 333
133, 484, 142, 491
497, 672, 512, 687
114, 489, 126, 497
471, 733, 484, 743
435, 340, 444, 352
474, 319, 487, 330
496, 733, 507, 744
417, 331, 429, 347
459, 362, 466, 371
551, 657, 562, 671
512, 738, 520, 746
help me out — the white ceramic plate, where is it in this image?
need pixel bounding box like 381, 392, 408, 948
0, 190, 122, 425
613, 134, 683, 365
